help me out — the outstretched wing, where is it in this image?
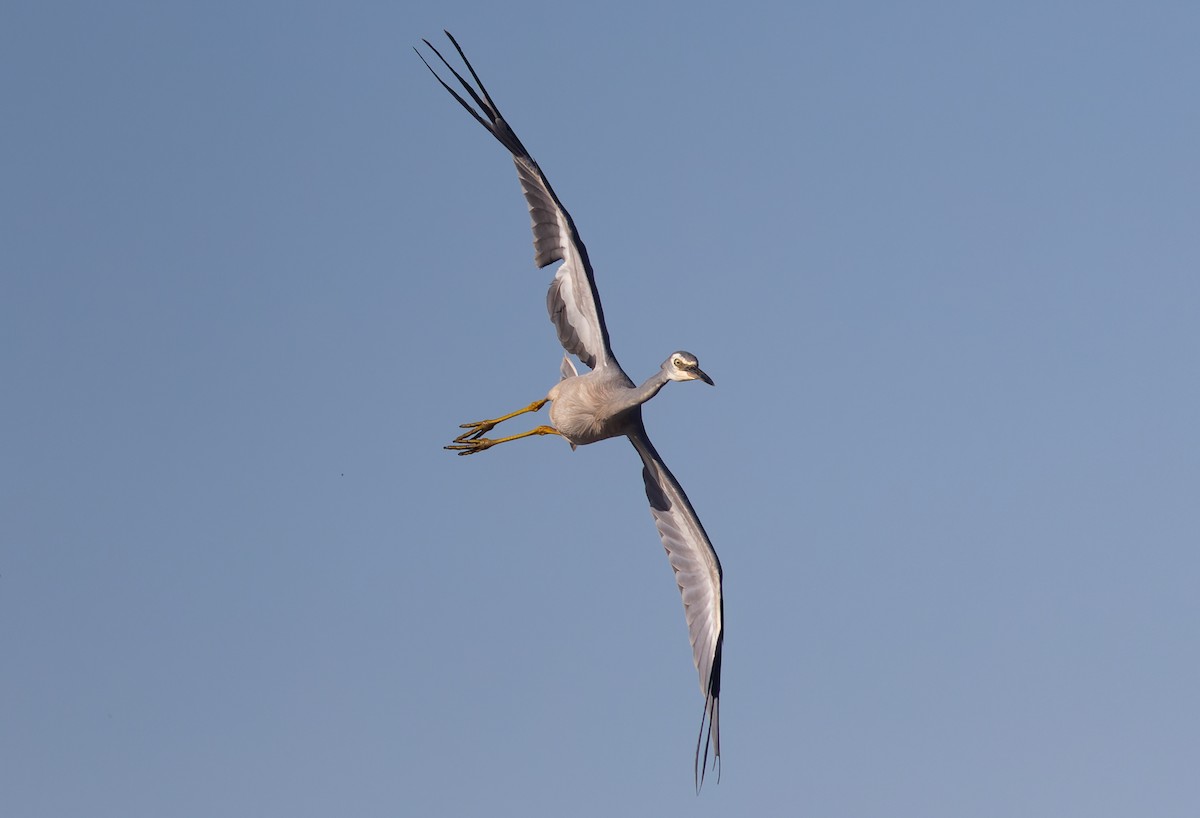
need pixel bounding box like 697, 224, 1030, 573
417, 32, 615, 370
629, 422, 724, 789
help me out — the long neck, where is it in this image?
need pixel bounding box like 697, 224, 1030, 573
619, 367, 672, 412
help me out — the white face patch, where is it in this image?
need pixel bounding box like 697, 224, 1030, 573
666, 352, 707, 383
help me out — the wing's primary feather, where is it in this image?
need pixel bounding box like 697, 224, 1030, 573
417, 32, 615, 370
629, 422, 724, 790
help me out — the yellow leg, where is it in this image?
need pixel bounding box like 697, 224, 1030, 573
452, 398, 549, 443
445, 425, 561, 456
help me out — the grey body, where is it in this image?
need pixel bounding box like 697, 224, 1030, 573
419, 32, 724, 789
550, 359, 670, 445
549, 368, 636, 445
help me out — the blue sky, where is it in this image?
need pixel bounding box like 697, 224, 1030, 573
4, 1, 1199, 815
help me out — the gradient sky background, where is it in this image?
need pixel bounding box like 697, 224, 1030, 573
4, 1, 1199, 816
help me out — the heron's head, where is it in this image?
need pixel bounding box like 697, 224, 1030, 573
664, 351, 714, 385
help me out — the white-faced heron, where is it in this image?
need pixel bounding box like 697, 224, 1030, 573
418, 32, 724, 788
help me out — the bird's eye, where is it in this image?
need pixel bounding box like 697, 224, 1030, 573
674, 358, 685, 368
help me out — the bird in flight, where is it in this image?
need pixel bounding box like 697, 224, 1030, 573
417, 31, 724, 788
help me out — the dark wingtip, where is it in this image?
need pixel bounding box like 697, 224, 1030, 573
694, 692, 721, 793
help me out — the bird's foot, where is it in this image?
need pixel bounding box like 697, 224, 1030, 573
445, 436, 496, 456
452, 420, 497, 443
